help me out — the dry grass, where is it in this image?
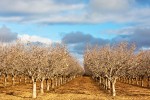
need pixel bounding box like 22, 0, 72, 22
0, 76, 150, 100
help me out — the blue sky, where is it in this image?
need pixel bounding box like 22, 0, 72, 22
0, 0, 150, 64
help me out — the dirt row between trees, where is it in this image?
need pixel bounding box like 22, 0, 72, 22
0, 76, 150, 100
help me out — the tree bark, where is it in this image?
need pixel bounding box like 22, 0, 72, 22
60, 76, 63, 85
105, 78, 108, 90
124, 77, 126, 83
99, 76, 101, 85
136, 77, 139, 86
40, 78, 45, 94
32, 79, 36, 98
12, 76, 15, 86
141, 77, 144, 87
64, 76, 66, 84
55, 77, 57, 87
57, 77, 60, 87
131, 78, 133, 85
107, 79, 111, 92
46, 79, 50, 91
73, 75, 76, 79
111, 78, 117, 97
51, 78, 54, 89
4, 76, 7, 87
129, 78, 131, 84
127, 78, 129, 84
19, 77, 22, 84
24, 76, 27, 84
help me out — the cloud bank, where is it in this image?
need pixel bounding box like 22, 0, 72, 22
18, 34, 52, 45
112, 27, 150, 49
62, 28, 150, 55
0, 25, 18, 42
0, 26, 52, 45
62, 32, 109, 54
0, 0, 150, 24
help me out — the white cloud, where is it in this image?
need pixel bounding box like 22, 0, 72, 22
18, 34, 52, 45
0, 0, 150, 25
0, 16, 23, 22
0, 0, 85, 14
0, 25, 54, 45
0, 0, 85, 24
89, 0, 135, 13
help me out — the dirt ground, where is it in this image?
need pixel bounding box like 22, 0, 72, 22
0, 76, 150, 100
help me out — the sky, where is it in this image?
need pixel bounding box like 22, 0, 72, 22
0, 0, 150, 65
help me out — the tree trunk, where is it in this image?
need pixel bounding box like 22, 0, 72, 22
128, 78, 129, 84
12, 76, 15, 86
57, 77, 60, 87
55, 77, 57, 87
59, 77, 61, 86
105, 78, 108, 90
99, 76, 101, 85
60, 76, 63, 85
62, 76, 64, 84
92, 76, 94, 79
49, 79, 52, 88
30, 77, 32, 83
121, 77, 125, 83
136, 77, 139, 86
40, 78, 45, 94
111, 78, 117, 97
51, 78, 54, 89
24, 76, 27, 84
124, 77, 126, 83
19, 77, 22, 84
4, 76, 7, 87
131, 78, 133, 84
141, 77, 144, 87
32, 79, 36, 98
64, 76, 66, 84
108, 79, 111, 92
73, 75, 76, 79
101, 77, 104, 88
129, 78, 131, 84
46, 79, 50, 91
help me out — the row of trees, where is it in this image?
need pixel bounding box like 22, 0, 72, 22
0, 42, 84, 98
118, 50, 150, 87
84, 42, 150, 96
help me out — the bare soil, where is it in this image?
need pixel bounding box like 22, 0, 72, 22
0, 76, 150, 100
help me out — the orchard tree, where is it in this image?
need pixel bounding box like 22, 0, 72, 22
84, 42, 141, 96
